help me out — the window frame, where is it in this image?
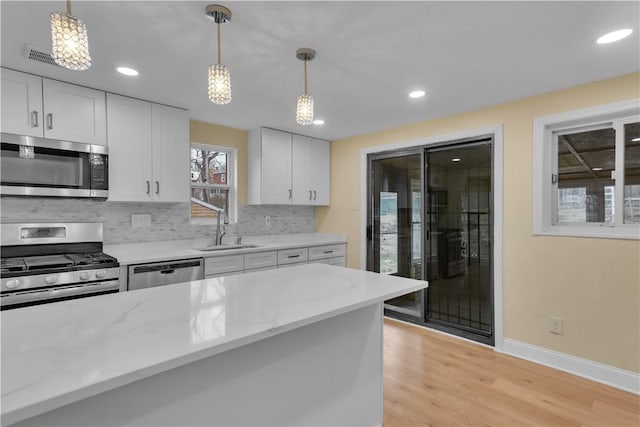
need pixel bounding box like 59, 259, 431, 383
190, 143, 238, 224
533, 99, 640, 239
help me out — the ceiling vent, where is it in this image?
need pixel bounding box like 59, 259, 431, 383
24, 44, 59, 67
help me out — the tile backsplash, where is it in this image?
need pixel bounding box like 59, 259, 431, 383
0, 198, 315, 244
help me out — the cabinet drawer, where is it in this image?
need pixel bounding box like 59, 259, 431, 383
204, 254, 244, 276
277, 247, 308, 265
308, 244, 346, 261
309, 257, 346, 267
244, 251, 277, 270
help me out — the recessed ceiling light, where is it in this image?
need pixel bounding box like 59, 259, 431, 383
116, 66, 139, 76
313, 119, 325, 125
592, 167, 603, 171
409, 90, 426, 98
596, 29, 633, 44
452, 158, 461, 162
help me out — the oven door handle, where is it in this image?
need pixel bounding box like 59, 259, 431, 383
1, 280, 120, 307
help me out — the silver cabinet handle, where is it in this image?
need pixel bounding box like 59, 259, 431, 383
155, 181, 159, 195
46, 113, 53, 130
313, 190, 317, 200
309, 190, 313, 200
146, 180, 150, 194
289, 189, 292, 199
31, 111, 39, 128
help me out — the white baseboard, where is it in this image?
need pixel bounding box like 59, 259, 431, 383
501, 338, 640, 395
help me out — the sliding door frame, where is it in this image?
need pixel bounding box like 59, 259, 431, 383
360, 125, 504, 350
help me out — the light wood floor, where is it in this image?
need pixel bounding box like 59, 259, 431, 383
383, 318, 640, 427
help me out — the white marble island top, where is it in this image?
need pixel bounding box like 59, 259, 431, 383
1, 264, 427, 426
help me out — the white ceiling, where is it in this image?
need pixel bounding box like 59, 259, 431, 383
1, 1, 638, 141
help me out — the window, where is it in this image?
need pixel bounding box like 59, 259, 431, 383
533, 99, 640, 239
190, 143, 237, 222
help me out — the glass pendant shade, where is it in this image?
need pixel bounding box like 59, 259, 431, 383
208, 64, 232, 105
296, 94, 314, 125
50, 12, 91, 71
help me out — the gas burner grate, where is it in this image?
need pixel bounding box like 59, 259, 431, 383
1, 258, 27, 273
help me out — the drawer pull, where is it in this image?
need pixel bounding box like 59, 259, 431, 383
287, 254, 300, 259
323, 250, 333, 254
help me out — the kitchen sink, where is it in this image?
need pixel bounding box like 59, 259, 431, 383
195, 244, 261, 252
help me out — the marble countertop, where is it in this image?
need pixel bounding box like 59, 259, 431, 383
1, 264, 427, 425
104, 233, 347, 265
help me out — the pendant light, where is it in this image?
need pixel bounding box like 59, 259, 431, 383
50, 0, 91, 71
296, 48, 316, 125
206, 4, 232, 105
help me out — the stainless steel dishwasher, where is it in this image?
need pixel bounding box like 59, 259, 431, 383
128, 258, 204, 291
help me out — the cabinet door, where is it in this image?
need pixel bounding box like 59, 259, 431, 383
1, 69, 43, 137
292, 134, 313, 205
311, 139, 330, 205
106, 94, 153, 201
261, 128, 292, 204
42, 79, 106, 145
151, 104, 189, 202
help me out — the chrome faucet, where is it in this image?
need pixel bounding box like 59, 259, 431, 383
209, 205, 228, 245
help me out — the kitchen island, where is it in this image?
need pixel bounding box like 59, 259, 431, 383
1, 264, 427, 427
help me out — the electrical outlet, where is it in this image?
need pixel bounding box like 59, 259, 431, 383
549, 316, 563, 335
264, 215, 271, 227
131, 214, 151, 228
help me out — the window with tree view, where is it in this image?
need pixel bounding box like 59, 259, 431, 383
190, 144, 236, 221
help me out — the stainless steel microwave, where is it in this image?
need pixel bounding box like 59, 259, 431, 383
0, 133, 108, 198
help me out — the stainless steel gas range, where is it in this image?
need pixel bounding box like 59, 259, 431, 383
1, 223, 120, 310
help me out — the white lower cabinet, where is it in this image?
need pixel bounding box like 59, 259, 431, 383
277, 247, 309, 265
308, 244, 346, 261
204, 254, 244, 278
202, 243, 346, 279
244, 251, 277, 271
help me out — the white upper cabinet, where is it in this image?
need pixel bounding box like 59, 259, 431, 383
151, 103, 189, 203
1, 68, 43, 137
107, 94, 189, 203
311, 138, 330, 205
248, 127, 330, 206
249, 128, 293, 204
42, 79, 107, 145
292, 134, 313, 204
0, 69, 107, 145
106, 94, 153, 202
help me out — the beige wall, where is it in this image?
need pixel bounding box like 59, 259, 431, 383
317, 72, 640, 372
190, 120, 248, 205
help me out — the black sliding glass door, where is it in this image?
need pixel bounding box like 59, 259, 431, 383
425, 142, 493, 344
367, 150, 424, 320
366, 139, 494, 345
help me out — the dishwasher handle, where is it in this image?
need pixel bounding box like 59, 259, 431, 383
131, 259, 202, 274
